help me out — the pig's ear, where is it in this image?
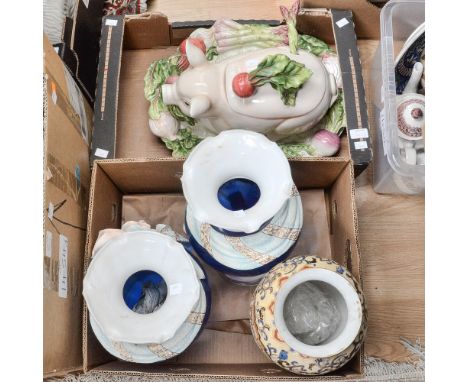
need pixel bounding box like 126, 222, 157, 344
186, 39, 207, 67
189, 95, 211, 117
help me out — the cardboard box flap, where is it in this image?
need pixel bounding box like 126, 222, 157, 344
43, 35, 92, 378
147, 0, 285, 25
301, 0, 381, 39
124, 13, 171, 50
93, 362, 358, 378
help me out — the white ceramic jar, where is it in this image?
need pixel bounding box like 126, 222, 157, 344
250, 255, 367, 375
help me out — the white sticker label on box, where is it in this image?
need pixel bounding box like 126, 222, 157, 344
349, 128, 369, 140
51, 91, 57, 105
82, 0, 90, 8
106, 19, 118, 26
354, 141, 368, 150
58, 235, 68, 298
336, 18, 349, 28
45, 231, 53, 258
95, 148, 109, 158
48, 202, 54, 220
169, 283, 183, 296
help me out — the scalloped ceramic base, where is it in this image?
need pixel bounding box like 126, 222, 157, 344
84, 223, 211, 363
90, 276, 210, 363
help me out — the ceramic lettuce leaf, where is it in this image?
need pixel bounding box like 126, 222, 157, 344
298, 35, 333, 57
167, 104, 195, 126
144, 56, 196, 127
162, 128, 203, 158
323, 91, 346, 135
249, 54, 312, 106
144, 57, 179, 102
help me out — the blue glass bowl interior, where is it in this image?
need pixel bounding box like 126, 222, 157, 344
217, 178, 261, 211
122, 270, 167, 312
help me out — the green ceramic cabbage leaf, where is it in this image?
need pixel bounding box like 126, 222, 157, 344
144, 56, 179, 102
279, 143, 316, 157
162, 128, 203, 158
324, 91, 345, 135
167, 105, 196, 126
206, 46, 219, 61
298, 34, 333, 56
249, 54, 312, 106
144, 56, 195, 125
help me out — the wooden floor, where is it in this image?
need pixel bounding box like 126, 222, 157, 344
147, 2, 425, 363
356, 40, 425, 362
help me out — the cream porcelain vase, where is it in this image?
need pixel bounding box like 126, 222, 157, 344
83, 221, 210, 363
182, 130, 303, 284
162, 42, 338, 141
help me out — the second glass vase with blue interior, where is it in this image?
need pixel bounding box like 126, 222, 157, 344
181, 130, 303, 285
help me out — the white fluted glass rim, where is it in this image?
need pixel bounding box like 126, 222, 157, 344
181, 130, 293, 233
83, 230, 200, 344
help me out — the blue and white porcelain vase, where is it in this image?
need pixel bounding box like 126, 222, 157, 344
83, 221, 210, 363
182, 130, 303, 284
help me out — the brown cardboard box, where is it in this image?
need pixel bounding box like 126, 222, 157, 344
302, 0, 381, 39
43, 3, 368, 380
45, 0, 105, 104
43, 34, 93, 378
91, 7, 372, 172
149, 0, 381, 40
82, 157, 364, 379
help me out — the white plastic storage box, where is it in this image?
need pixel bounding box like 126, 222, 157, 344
370, 0, 425, 194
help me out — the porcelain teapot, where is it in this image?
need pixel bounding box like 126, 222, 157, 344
161, 41, 338, 141
396, 62, 425, 165
396, 62, 425, 141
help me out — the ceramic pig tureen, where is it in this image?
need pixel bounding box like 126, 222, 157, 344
145, 0, 346, 158
161, 44, 337, 142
